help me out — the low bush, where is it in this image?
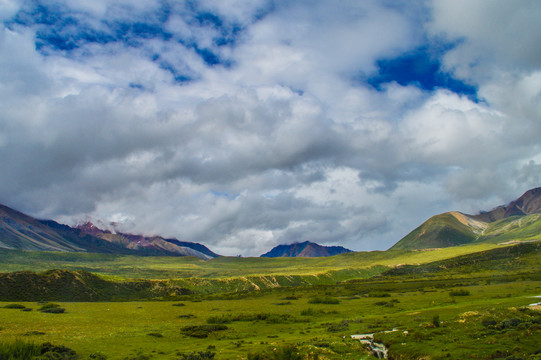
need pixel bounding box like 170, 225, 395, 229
326, 320, 349, 332
449, 289, 470, 296
206, 313, 299, 325
0, 340, 41, 360
23, 331, 46, 336
38, 303, 65, 313
3, 304, 26, 309
368, 291, 391, 298
308, 296, 340, 304
40, 307, 65, 314
39, 342, 78, 359
178, 351, 215, 360
180, 325, 228, 338
481, 317, 498, 328
432, 315, 440, 328
247, 345, 302, 360
146, 332, 163, 338
498, 318, 522, 329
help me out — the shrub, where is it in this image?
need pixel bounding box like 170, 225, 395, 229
432, 315, 440, 328
178, 351, 215, 360
23, 331, 46, 336
40, 307, 65, 314
368, 291, 391, 298
146, 332, 163, 338
206, 315, 232, 324
172, 303, 185, 307
272, 345, 302, 360
0, 340, 41, 360
89, 352, 108, 360
308, 296, 340, 304
300, 308, 316, 316
248, 345, 302, 360
38, 342, 78, 360
326, 320, 349, 332
3, 304, 26, 309
499, 318, 522, 329
38, 303, 65, 313
449, 289, 470, 296
38, 303, 61, 311
481, 318, 498, 328
180, 325, 228, 338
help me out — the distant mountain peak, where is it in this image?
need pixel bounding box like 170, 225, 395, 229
391, 187, 541, 251
261, 241, 353, 258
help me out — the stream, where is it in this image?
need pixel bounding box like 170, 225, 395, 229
351, 329, 397, 359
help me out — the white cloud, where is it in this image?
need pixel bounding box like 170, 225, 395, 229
1, 0, 540, 256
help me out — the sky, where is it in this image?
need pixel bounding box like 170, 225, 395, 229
1, 0, 540, 257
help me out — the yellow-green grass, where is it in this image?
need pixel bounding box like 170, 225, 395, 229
0, 243, 506, 281
1, 275, 539, 360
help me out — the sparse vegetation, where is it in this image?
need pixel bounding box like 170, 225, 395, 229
0, 241, 538, 359
308, 296, 340, 304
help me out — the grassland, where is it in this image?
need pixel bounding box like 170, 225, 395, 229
0, 242, 539, 359
0, 273, 539, 359
0, 242, 509, 280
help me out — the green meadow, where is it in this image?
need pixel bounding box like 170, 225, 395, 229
0, 242, 540, 359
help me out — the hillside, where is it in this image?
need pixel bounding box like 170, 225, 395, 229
0, 204, 218, 259
76, 222, 219, 259
391, 187, 541, 250
260, 241, 352, 257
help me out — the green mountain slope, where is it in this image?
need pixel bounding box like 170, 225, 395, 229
390, 212, 481, 250
391, 187, 541, 250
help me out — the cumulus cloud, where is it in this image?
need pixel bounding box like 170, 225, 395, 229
0, 0, 540, 256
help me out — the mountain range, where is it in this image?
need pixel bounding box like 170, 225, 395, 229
0, 204, 218, 259
260, 241, 352, 258
391, 187, 541, 250
1, 187, 539, 258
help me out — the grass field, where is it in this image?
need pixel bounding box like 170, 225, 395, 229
0, 242, 539, 359
0, 275, 539, 359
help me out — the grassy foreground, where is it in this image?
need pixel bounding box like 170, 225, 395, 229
0, 275, 539, 359
0, 242, 539, 359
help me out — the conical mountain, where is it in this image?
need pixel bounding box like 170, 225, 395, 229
391, 187, 541, 250
261, 241, 352, 257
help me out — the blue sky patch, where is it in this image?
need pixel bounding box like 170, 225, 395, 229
367, 47, 478, 101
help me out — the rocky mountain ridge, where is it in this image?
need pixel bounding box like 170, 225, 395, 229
260, 241, 352, 257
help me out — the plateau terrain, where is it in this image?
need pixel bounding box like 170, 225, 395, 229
0, 188, 539, 360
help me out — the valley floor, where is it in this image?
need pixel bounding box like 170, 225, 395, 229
0, 274, 540, 360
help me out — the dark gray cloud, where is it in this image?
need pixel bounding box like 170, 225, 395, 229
0, 0, 540, 256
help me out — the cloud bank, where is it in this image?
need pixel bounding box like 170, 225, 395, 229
1, 0, 540, 256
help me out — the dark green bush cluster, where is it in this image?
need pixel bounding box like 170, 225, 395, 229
367, 291, 391, 298
177, 351, 215, 360
300, 308, 316, 316
325, 320, 349, 332
248, 345, 302, 360
449, 289, 470, 296
206, 313, 298, 324
180, 325, 228, 338
374, 299, 400, 307
146, 332, 163, 338
0, 341, 82, 360
3, 304, 26, 309
308, 296, 340, 304
38, 303, 65, 314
